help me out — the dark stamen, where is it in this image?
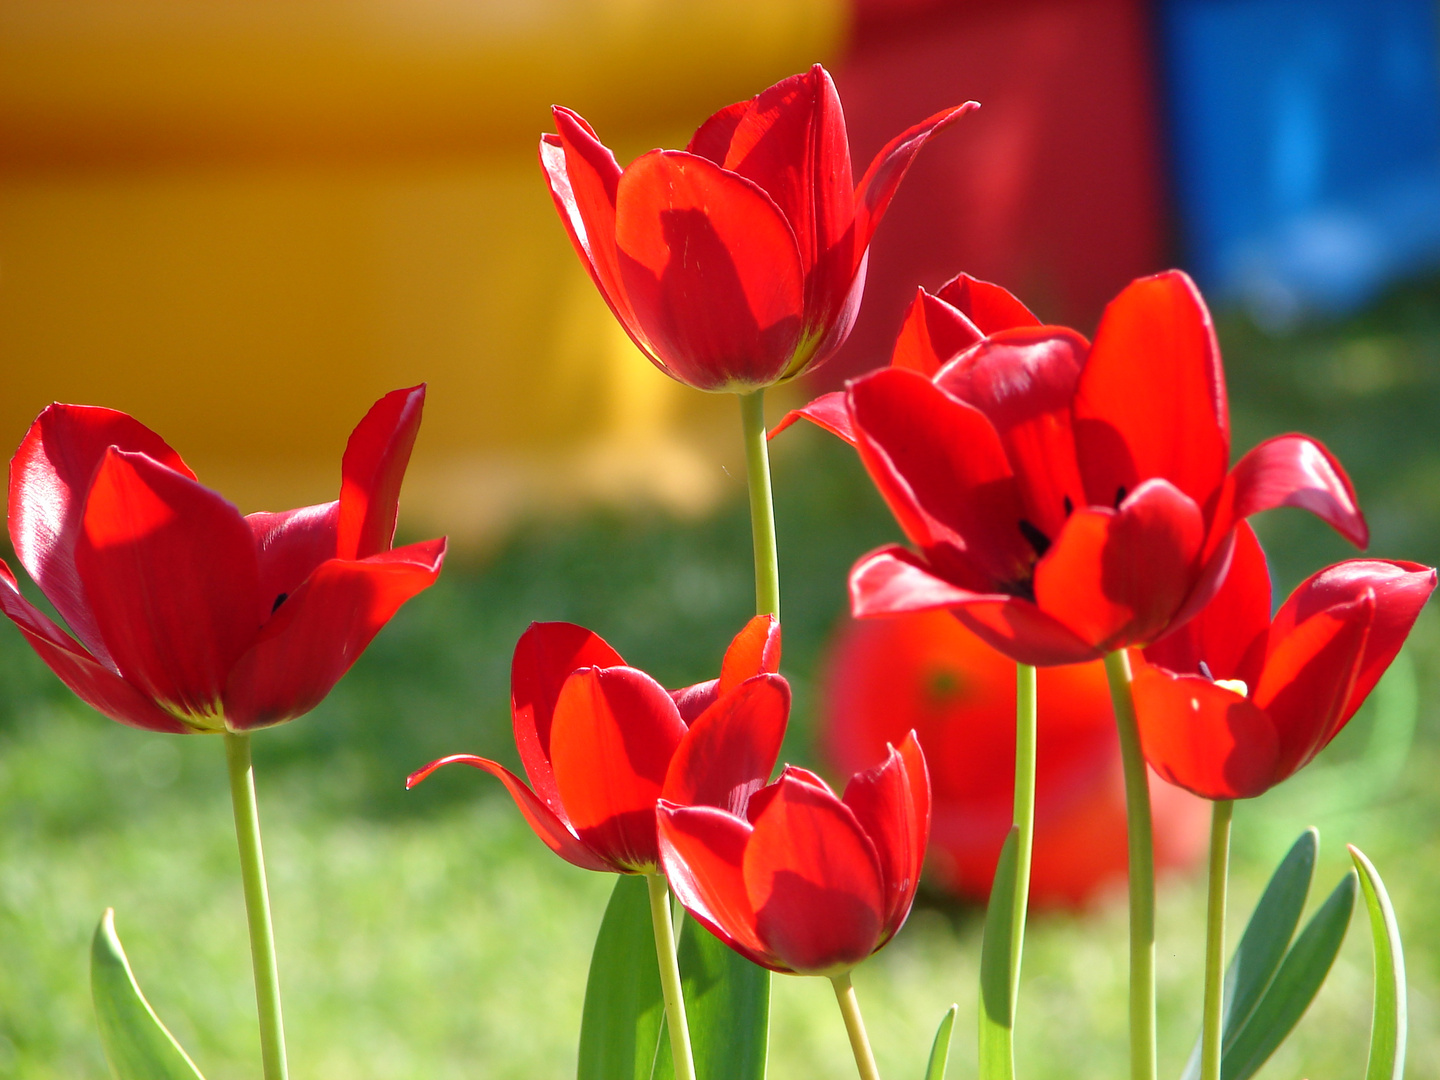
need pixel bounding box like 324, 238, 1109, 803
1063, 495, 1074, 516
272, 592, 289, 614
1114, 485, 1128, 509
1198, 660, 1214, 681
1018, 519, 1051, 558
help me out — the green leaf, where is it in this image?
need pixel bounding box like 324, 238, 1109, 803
1180, 828, 1318, 1080
1349, 845, 1406, 1080
924, 1004, 958, 1080
90, 908, 205, 1080
978, 826, 1019, 1080
663, 913, 769, 1080
1222, 869, 1356, 1080
579, 876, 666, 1080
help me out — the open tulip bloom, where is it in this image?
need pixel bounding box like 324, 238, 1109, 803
0, 385, 447, 733
843, 269, 1368, 667
1134, 524, 1436, 801
541, 65, 975, 394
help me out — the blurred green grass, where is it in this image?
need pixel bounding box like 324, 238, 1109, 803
3, 278, 1440, 1078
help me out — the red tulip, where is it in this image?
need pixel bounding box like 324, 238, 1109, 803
822, 610, 1207, 907
0, 388, 447, 733
1133, 524, 1435, 800
845, 270, 1369, 666
770, 272, 1040, 444
540, 65, 976, 392
656, 733, 928, 976
408, 616, 789, 874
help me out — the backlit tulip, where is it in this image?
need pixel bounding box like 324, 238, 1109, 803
771, 272, 1040, 444
657, 733, 928, 976
822, 610, 1207, 906
541, 65, 975, 392
408, 616, 788, 874
0, 387, 447, 733
846, 270, 1369, 665
1133, 524, 1435, 800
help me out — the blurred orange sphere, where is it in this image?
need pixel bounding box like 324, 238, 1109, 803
822, 611, 1208, 907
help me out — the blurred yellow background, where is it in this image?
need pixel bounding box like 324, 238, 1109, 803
0, 0, 845, 544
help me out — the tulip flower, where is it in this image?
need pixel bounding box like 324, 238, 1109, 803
822, 610, 1207, 906
1133, 524, 1436, 800
0, 387, 447, 733
845, 269, 1369, 666
407, 615, 788, 874
657, 732, 928, 977
770, 272, 1040, 444
540, 65, 975, 393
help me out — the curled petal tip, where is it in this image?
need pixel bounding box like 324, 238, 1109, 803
405, 752, 484, 790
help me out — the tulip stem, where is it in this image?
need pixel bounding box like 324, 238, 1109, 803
1104, 649, 1156, 1080
1200, 799, 1234, 1080
831, 972, 882, 1080
739, 390, 780, 618
1010, 663, 1037, 1018
224, 731, 289, 1080
646, 873, 697, 1080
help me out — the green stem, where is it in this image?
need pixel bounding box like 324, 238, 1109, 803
224, 731, 289, 1080
738, 390, 780, 618
831, 972, 882, 1080
1010, 664, 1037, 1017
647, 874, 697, 1080
1200, 800, 1234, 1080
1104, 649, 1156, 1080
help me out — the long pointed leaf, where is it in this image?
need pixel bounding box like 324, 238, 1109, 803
924, 1004, 959, 1080
665, 914, 769, 1080
1349, 846, 1406, 1080
1222, 870, 1356, 1080
1181, 828, 1318, 1080
579, 876, 666, 1080
91, 909, 206, 1080
978, 826, 1019, 1080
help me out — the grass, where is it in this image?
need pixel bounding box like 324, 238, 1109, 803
4, 276, 1440, 1078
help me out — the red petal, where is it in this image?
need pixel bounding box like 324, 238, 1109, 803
890, 288, 983, 376
769, 391, 856, 445
510, 622, 626, 815
0, 561, 188, 732
744, 773, 886, 974
406, 755, 612, 873
223, 539, 446, 729
935, 327, 1089, 541
933, 273, 1042, 335
851, 102, 978, 274
1209, 434, 1367, 553
657, 802, 778, 970
336, 385, 424, 561
248, 502, 339, 612
548, 666, 687, 871
719, 614, 782, 693
842, 732, 930, 941
662, 674, 789, 815
615, 150, 805, 391
541, 110, 659, 367
9, 403, 194, 667
695, 66, 855, 286
687, 100, 750, 163
849, 367, 1030, 584
1033, 479, 1206, 652
1144, 521, 1272, 687
1074, 271, 1229, 512
1132, 669, 1280, 799
1253, 594, 1373, 780
1268, 559, 1435, 735
76, 449, 261, 726
949, 598, 1106, 666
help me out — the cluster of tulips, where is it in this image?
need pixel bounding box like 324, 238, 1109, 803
2, 64, 1433, 1080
